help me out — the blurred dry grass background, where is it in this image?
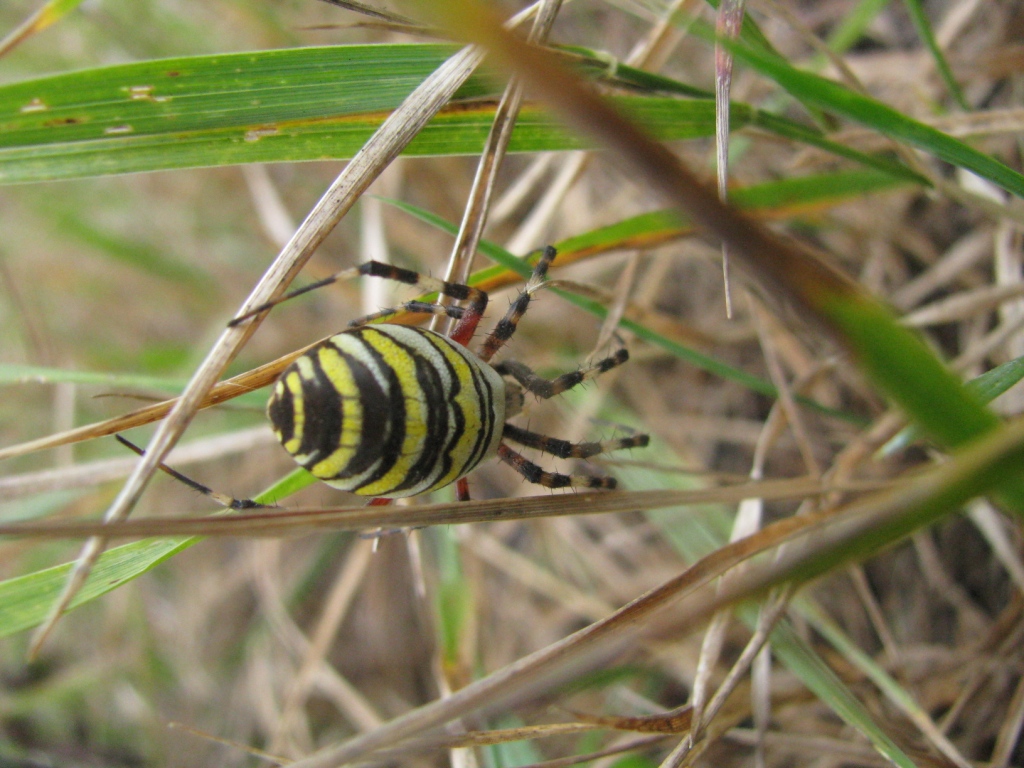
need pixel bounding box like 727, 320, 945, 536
2, 0, 1024, 766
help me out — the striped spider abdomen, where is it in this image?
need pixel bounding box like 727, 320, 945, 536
268, 325, 506, 498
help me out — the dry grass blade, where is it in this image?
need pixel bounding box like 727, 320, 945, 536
0, 479, 840, 540
282, 510, 797, 767
714, 0, 745, 318
902, 283, 1024, 327
270, 538, 379, 751
673, 589, 791, 766
314, 0, 417, 27
0, 242, 676, 465
277, 414, 1024, 767
0, 0, 84, 58
328, 709, 696, 768
0, 426, 274, 499
686, 303, 812, 762
438, 0, 563, 295
570, 705, 692, 733
0, 350, 307, 463
299, 722, 667, 767
426, 3, 868, 339
7, 2, 1024, 764
27, 43, 489, 658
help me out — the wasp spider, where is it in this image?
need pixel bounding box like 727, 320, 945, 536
209, 247, 647, 502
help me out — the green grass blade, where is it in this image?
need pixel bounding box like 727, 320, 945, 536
539, 46, 925, 184
559, 45, 714, 99
799, 599, 964, 766
0, 363, 189, 392
967, 354, 1024, 404
902, 0, 968, 110
811, 291, 1024, 511
431, 525, 472, 666
257, 467, 318, 504
720, 35, 1024, 198
0, 465, 314, 639
0, 44, 466, 182
384, 166, 915, 424
2, 42, 931, 185
749, 111, 926, 184
0, 536, 195, 639
726, 167, 914, 209
827, 297, 1000, 449
423, 97, 726, 153
882, 354, 1024, 455
769, 621, 917, 768
826, 0, 892, 53
0, 0, 87, 56
0, 44, 731, 183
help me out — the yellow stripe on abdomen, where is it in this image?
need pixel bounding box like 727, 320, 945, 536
307, 342, 364, 481
350, 327, 429, 497
266, 325, 505, 499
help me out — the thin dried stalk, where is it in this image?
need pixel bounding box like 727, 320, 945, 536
281, 413, 1024, 768
714, 0, 745, 317
28, 43, 489, 659
269, 538, 379, 751
438, 0, 564, 295
0, 479, 840, 540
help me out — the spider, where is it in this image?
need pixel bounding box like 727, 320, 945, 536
130, 247, 648, 505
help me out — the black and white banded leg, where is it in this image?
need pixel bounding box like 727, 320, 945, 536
496, 443, 618, 490
477, 245, 557, 363
503, 423, 649, 459
115, 435, 270, 510
493, 348, 629, 400
229, 261, 488, 329
498, 422, 648, 491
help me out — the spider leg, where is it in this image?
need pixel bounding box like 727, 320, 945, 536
497, 443, 617, 490
477, 245, 557, 363
353, 301, 464, 327
347, 263, 487, 331
118, 436, 399, 509
115, 435, 269, 510
229, 261, 488, 329
502, 423, 649, 459
493, 348, 629, 399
